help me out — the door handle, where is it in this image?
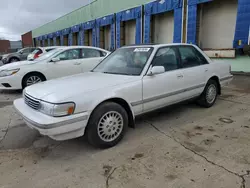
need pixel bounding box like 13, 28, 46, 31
74, 62, 81, 65
205, 68, 208, 72
177, 74, 183, 78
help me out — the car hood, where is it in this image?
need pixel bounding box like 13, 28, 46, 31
0, 60, 37, 70
1, 53, 13, 58
25, 72, 139, 103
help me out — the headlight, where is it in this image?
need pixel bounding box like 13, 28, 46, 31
0, 69, 20, 77
40, 101, 75, 117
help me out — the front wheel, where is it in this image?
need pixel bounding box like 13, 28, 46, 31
86, 102, 128, 148
197, 80, 218, 108
22, 73, 45, 88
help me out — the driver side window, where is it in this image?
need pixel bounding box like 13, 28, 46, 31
152, 47, 179, 72
56, 49, 80, 61
20, 48, 30, 54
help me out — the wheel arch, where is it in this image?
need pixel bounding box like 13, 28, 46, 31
89, 97, 135, 128
22, 71, 47, 88
208, 75, 221, 95
9, 56, 20, 62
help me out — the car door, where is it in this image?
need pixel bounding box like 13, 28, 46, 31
177, 46, 209, 98
78, 48, 107, 72
142, 47, 186, 112
19, 48, 31, 60
46, 49, 82, 79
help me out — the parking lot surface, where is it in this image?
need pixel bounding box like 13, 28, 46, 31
0, 75, 250, 188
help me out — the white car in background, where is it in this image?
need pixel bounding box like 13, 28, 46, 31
0, 46, 109, 89
14, 44, 233, 148
27, 46, 62, 61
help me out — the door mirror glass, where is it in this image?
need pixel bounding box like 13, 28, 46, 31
51, 57, 60, 62
148, 66, 165, 76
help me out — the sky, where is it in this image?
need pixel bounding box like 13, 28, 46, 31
0, 0, 92, 41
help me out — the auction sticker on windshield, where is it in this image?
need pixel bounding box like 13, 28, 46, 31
134, 48, 151, 52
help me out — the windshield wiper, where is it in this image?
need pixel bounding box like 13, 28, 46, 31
103, 72, 134, 76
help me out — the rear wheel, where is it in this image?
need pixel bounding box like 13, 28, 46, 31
86, 102, 128, 148
197, 80, 218, 108
9, 57, 19, 63
22, 73, 46, 88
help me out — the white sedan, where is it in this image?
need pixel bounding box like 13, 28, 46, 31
0, 46, 109, 89
14, 44, 233, 148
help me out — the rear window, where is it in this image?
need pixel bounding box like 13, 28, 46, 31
45, 48, 55, 52
31, 48, 42, 54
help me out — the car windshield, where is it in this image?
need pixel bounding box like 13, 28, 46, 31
93, 47, 153, 76
34, 48, 63, 61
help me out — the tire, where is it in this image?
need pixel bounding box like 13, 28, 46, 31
22, 73, 46, 88
9, 57, 19, 63
86, 102, 128, 149
197, 79, 218, 108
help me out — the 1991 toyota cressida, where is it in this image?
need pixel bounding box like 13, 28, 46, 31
14, 44, 233, 148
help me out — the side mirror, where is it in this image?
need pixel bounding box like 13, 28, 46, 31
19, 51, 23, 54
148, 66, 165, 76
51, 57, 60, 62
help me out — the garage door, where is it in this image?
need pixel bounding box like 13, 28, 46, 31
199, 0, 237, 49
56, 38, 60, 46
124, 20, 136, 45
104, 26, 111, 50
73, 33, 78, 45
152, 11, 174, 44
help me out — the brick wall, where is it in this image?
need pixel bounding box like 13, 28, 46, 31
21, 31, 33, 47
0, 40, 10, 54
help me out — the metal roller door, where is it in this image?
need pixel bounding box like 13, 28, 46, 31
70, 24, 81, 46
83, 20, 96, 47
144, 0, 183, 44
151, 11, 174, 43
116, 6, 142, 48
84, 31, 89, 46
198, 0, 238, 49
96, 14, 115, 50
73, 33, 78, 45
56, 37, 60, 45
124, 20, 136, 45
49, 38, 53, 46
44, 39, 48, 47
64, 35, 68, 46
104, 26, 111, 49
88, 30, 93, 46
99, 26, 111, 50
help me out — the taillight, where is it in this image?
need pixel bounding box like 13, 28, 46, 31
34, 54, 39, 59
34, 52, 42, 59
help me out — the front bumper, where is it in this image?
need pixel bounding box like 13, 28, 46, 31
2, 58, 8, 64
0, 74, 22, 90
14, 98, 89, 141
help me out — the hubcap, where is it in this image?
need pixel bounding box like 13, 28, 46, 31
97, 111, 123, 142
26, 76, 42, 86
206, 84, 217, 104
11, 59, 18, 62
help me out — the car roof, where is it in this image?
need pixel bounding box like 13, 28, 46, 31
121, 43, 196, 48
40, 46, 109, 51
42, 46, 61, 49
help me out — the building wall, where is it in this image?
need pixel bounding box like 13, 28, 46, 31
22, 31, 33, 47
32, 0, 153, 38
10, 41, 22, 50
0, 40, 10, 54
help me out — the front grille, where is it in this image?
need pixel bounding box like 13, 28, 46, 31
24, 94, 40, 110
